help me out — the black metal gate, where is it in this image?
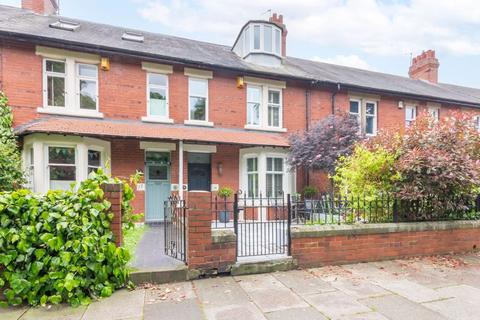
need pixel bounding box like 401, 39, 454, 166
233, 193, 291, 258
164, 196, 186, 262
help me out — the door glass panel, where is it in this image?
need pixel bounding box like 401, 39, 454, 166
146, 151, 170, 164
148, 165, 168, 180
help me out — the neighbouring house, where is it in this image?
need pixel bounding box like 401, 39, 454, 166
1, 0, 480, 224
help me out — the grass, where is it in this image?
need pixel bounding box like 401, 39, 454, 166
123, 223, 148, 263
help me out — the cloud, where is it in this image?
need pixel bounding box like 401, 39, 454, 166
135, 0, 480, 56
312, 55, 373, 70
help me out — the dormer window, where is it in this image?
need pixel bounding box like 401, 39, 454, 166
244, 23, 281, 56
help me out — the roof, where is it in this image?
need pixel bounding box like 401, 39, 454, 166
0, 5, 479, 107
15, 117, 290, 147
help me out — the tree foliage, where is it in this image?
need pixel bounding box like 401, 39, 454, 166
0, 92, 24, 191
0, 170, 132, 307
288, 112, 361, 174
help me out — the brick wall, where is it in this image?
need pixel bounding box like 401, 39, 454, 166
102, 183, 123, 247
291, 221, 480, 267
187, 192, 236, 273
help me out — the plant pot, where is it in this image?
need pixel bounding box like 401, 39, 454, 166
219, 211, 230, 223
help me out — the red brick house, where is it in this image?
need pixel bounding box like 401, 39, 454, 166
1, 0, 480, 223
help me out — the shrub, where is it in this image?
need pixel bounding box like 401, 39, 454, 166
217, 187, 234, 199
0, 92, 24, 191
302, 186, 318, 198
0, 170, 132, 307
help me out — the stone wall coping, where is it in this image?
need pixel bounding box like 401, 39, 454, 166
211, 228, 236, 244
101, 183, 124, 192
291, 220, 480, 238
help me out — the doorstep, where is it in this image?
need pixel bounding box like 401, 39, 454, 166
231, 256, 297, 276
130, 265, 189, 285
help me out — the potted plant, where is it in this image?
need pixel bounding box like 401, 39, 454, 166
302, 186, 319, 221
217, 186, 234, 223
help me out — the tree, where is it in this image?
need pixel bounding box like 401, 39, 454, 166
0, 91, 24, 191
288, 111, 361, 176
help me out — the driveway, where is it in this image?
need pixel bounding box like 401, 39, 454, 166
3, 252, 480, 320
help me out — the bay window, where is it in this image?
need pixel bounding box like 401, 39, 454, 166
405, 105, 416, 127
246, 157, 259, 197
266, 157, 283, 198
48, 146, 76, 190
147, 73, 169, 118
242, 23, 282, 56
87, 149, 102, 174
349, 98, 378, 135
188, 78, 208, 122
245, 82, 284, 131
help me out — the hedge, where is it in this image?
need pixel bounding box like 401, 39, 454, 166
0, 170, 132, 307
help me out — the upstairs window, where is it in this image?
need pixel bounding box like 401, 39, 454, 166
428, 106, 440, 121
246, 84, 283, 130
474, 116, 480, 132
77, 64, 98, 110
405, 105, 416, 127
247, 85, 261, 125
268, 90, 281, 127
349, 99, 378, 136
45, 60, 66, 108
147, 73, 169, 118
188, 78, 208, 121
243, 23, 282, 56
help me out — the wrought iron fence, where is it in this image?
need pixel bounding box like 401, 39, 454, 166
164, 195, 187, 262
291, 193, 480, 225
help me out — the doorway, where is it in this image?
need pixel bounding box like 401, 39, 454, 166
188, 152, 211, 191
145, 151, 171, 223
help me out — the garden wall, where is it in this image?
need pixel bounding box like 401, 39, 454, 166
291, 221, 480, 267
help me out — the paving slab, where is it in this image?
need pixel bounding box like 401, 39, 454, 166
434, 284, 480, 305
329, 277, 388, 299
235, 274, 309, 313
264, 307, 327, 320
372, 278, 449, 303
272, 270, 336, 296
144, 281, 196, 304
81, 289, 145, 320
423, 297, 480, 320
0, 306, 28, 320
202, 302, 267, 320
144, 298, 203, 320
21, 305, 86, 320
362, 294, 447, 320
335, 312, 390, 320
303, 290, 372, 318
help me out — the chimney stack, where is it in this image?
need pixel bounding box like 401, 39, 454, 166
22, 0, 58, 15
269, 13, 288, 57
408, 50, 440, 84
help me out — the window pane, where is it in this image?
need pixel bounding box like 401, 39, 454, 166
148, 165, 168, 180
149, 73, 167, 86
350, 100, 359, 114
78, 64, 97, 77
268, 90, 280, 104
247, 86, 261, 102
266, 174, 273, 197
274, 29, 281, 54
189, 78, 207, 97
366, 103, 375, 115
267, 157, 273, 171
274, 158, 283, 171
146, 151, 170, 164
88, 150, 101, 167
149, 87, 167, 116
274, 174, 283, 197
49, 166, 76, 181
47, 76, 65, 107
245, 26, 250, 51
79, 79, 97, 110
189, 97, 206, 120
253, 25, 260, 49
247, 102, 260, 125
366, 116, 375, 134
247, 158, 257, 172
49, 147, 75, 164
268, 105, 279, 127
46, 60, 65, 73
264, 25, 272, 52
248, 173, 258, 197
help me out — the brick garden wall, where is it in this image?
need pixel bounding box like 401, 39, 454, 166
291, 221, 480, 267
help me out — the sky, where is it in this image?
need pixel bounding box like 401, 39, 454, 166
1, 0, 479, 88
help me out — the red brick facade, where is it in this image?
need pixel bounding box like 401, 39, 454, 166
102, 183, 124, 247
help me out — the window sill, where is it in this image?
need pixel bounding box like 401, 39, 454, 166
244, 125, 287, 133
184, 120, 214, 127
37, 107, 104, 119
141, 116, 174, 124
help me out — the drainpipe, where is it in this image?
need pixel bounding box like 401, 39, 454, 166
331, 83, 341, 114
305, 88, 311, 186
179, 140, 184, 200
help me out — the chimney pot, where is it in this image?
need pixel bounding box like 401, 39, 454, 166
408, 49, 439, 84
22, 0, 58, 15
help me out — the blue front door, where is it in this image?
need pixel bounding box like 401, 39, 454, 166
145, 151, 171, 223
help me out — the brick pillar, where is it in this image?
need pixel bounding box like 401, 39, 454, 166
187, 192, 236, 273
102, 183, 124, 247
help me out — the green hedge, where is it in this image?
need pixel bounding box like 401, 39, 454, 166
0, 171, 131, 307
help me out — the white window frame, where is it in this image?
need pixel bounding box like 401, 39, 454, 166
87, 147, 104, 174
265, 156, 284, 198
349, 98, 378, 136
146, 72, 170, 121
405, 105, 417, 127
40, 56, 103, 118
349, 99, 361, 129
46, 144, 78, 191
428, 106, 440, 122
76, 63, 99, 112
267, 88, 282, 129
246, 85, 262, 126
243, 23, 282, 57
245, 82, 285, 132
186, 77, 212, 126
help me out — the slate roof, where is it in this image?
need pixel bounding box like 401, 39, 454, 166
0, 4, 479, 107
14, 117, 290, 147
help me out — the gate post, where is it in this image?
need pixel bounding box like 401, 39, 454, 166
287, 194, 292, 256
233, 193, 239, 255
102, 183, 124, 247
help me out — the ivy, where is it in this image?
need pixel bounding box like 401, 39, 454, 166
0, 169, 134, 307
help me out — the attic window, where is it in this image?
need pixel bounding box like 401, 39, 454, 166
122, 31, 144, 43
49, 20, 80, 32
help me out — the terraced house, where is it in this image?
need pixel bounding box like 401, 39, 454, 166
1, 0, 480, 223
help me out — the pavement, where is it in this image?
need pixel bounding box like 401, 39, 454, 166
3, 252, 480, 320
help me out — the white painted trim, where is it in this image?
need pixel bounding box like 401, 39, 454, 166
36, 46, 100, 64
244, 76, 286, 89
179, 141, 184, 200
184, 67, 213, 79
244, 125, 287, 132
141, 116, 174, 124
37, 107, 104, 118
184, 119, 214, 127
141, 62, 173, 74
348, 92, 381, 101
140, 141, 176, 151
184, 144, 217, 153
